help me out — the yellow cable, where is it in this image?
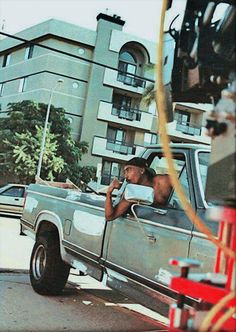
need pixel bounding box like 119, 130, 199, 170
199, 291, 236, 331
156, 0, 235, 260
211, 306, 236, 332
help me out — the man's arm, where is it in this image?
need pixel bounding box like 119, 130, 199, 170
105, 178, 131, 221
153, 175, 172, 206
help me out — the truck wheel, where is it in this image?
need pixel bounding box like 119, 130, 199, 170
30, 232, 70, 295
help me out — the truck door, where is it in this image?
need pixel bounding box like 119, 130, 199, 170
61, 194, 106, 281
103, 151, 195, 290
188, 150, 217, 273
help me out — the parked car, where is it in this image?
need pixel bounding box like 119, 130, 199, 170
0, 184, 27, 217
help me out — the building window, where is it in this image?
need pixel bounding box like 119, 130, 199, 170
25, 45, 34, 60
2, 53, 11, 67
101, 161, 123, 185
175, 110, 190, 125
106, 126, 135, 155
112, 94, 141, 121
113, 94, 132, 109
107, 126, 126, 143
120, 51, 137, 66
117, 50, 145, 88
18, 78, 27, 92
144, 133, 158, 146
0, 83, 4, 97
118, 51, 137, 77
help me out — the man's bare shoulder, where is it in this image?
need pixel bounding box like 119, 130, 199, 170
153, 174, 171, 185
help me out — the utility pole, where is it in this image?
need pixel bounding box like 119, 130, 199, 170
35, 79, 64, 180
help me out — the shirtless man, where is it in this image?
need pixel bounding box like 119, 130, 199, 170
105, 157, 172, 221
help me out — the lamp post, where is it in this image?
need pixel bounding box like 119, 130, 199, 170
36, 79, 64, 180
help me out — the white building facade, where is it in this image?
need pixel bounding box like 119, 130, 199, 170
0, 13, 211, 184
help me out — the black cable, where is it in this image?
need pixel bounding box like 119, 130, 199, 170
0, 108, 82, 118
0, 70, 88, 85
0, 31, 155, 121
0, 31, 155, 84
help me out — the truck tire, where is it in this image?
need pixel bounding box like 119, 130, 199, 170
30, 232, 70, 295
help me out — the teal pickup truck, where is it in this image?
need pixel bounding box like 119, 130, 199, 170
21, 143, 217, 311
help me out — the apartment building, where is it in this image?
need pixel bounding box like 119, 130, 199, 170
0, 13, 210, 185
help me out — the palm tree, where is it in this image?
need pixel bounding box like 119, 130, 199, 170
142, 82, 174, 122
141, 83, 155, 108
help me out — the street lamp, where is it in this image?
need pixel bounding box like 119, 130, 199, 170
36, 79, 64, 180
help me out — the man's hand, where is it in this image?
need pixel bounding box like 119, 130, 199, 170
105, 178, 131, 221
107, 177, 122, 196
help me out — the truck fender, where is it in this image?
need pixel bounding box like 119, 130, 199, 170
34, 210, 67, 261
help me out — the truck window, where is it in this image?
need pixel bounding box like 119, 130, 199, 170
168, 166, 190, 209
149, 153, 190, 209
197, 152, 209, 193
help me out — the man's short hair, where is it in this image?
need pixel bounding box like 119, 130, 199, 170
125, 157, 148, 168
125, 157, 157, 180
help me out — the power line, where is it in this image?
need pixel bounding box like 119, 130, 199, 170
0, 108, 82, 118
0, 70, 88, 85
0, 31, 154, 123
0, 31, 155, 84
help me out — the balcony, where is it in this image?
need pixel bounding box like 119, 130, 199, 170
106, 139, 135, 155
176, 122, 202, 136
167, 120, 211, 144
92, 136, 144, 161
103, 68, 146, 94
117, 72, 146, 88
97, 101, 154, 130
112, 104, 141, 121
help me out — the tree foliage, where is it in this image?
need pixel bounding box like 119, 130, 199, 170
0, 100, 96, 185
4, 126, 65, 182
141, 83, 155, 108
142, 83, 173, 122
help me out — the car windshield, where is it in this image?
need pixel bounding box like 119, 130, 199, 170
1, 187, 25, 197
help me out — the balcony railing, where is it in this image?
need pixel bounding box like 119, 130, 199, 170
111, 104, 142, 121
117, 72, 146, 88
106, 139, 136, 155
176, 122, 202, 136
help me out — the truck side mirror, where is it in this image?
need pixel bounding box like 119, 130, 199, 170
124, 184, 154, 205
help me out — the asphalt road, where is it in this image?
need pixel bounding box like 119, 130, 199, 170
0, 216, 169, 332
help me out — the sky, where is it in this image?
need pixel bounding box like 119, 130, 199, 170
0, 0, 186, 42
